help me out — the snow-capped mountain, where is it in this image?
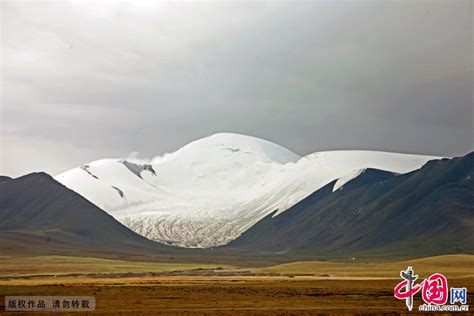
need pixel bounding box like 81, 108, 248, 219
55, 133, 440, 248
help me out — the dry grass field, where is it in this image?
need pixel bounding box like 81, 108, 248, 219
0, 255, 233, 277
0, 254, 472, 315
262, 254, 474, 278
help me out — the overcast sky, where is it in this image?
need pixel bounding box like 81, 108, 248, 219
1, 0, 473, 177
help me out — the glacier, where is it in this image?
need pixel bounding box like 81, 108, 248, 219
55, 133, 440, 248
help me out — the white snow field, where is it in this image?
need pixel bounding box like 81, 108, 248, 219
55, 133, 440, 248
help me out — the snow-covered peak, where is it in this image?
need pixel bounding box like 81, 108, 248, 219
154, 133, 301, 165
55, 133, 441, 248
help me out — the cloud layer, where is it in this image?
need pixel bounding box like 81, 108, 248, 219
1, 0, 473, 177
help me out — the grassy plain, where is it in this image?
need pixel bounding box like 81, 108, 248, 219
0, 254, 472, 315
262, 254, 474, 278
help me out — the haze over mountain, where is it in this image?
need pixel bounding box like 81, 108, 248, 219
226, 152, 474, 257
55, 133, 439, 248
0, 172, 173, 257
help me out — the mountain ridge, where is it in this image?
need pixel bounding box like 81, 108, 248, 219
0, 172, 175, 257
224, 152, 474, 257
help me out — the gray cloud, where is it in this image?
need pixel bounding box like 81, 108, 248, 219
1, 0, 473, 177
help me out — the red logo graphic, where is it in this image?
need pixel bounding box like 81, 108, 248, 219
394, 266, 448, 311
421, 273, 448, 305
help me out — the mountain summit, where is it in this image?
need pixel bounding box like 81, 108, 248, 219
55, 133, 439, 248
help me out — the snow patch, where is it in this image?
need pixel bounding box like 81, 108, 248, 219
333, 169, 365, 192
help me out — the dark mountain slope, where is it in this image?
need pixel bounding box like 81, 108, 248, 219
225, 153, 474, 257
0, 176, 12, 183
0, 172, 175, 257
